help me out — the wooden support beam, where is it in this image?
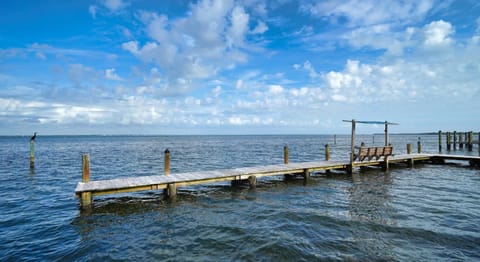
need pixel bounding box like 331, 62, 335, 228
468, 131, 473, 151
459, 132, 464, 149
167, 183, 177, 198
407, 144, 412, 154
438, 130, 442, 152
417, 138, 422, 154
446, 132, 451, 151
284, 145, 289, 164
303, 169, 311, 181
248, 175, 257, 189
383, 156, 390, 171
453, 131, 457, 150
349, 120, 356, 175
80, 154, 92, 209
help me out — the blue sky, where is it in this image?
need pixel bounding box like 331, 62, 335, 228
1, 0, 479, 135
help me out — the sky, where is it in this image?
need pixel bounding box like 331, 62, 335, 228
1, 0, 480, 135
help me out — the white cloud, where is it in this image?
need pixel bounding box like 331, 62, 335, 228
423, 20, 454, 46
103, 0, 127, 12
227, 6, 250, 47
122, 0, 267, 90
105, 68, 122, 81
268, 85, 283, 94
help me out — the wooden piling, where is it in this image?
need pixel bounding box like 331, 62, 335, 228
80, 154, 92, 209
29, 140, 35, 168
468, 131, 473, 151
406, 144, 414, 167
459, 133, 464, 149
248, 175, 257, 189
325, 144, 330, 161
438, 130, 442, 152
164, 149, 170, 175
453, 131, 457, 150
333, 135, 336, 145
284, 145, 289, 164
417, 138, 422, 154
167, 183, 177, 198
446, 132, 451, 151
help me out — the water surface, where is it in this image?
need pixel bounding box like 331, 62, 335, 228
1, 135, 479, 261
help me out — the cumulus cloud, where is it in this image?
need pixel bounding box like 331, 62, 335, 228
423, 20, 454, 46
122, 0, 266, 90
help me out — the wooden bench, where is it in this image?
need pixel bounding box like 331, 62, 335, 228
353, 146, 393, 161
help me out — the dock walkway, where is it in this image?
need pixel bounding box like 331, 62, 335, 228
75, 153, 480, 209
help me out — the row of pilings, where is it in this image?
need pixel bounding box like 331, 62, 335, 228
438, 130, 479, 152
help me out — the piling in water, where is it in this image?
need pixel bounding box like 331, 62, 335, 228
164, 149, 170, 175
29, 140, 35, 168
284, 145, 289, 164
325, 144, 330, 161
80, 154, 92, 209
417, 138, 422, 153
438, 130, 442, 152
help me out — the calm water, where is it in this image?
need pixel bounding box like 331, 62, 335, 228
1, 135, 479, 261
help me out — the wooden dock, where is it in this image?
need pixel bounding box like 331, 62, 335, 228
74, 153, 480, 209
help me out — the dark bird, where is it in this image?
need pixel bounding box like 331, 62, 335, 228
30, 132, 37, 142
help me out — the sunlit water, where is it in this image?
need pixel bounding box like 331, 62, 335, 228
1, 135, 479, 261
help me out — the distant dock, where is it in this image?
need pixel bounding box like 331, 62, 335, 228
75, 152, 480, 210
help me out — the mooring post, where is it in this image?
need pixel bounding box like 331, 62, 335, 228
284, 145, 289, 164
453, 131, 457, 150
29, 140, 35, 168
478, 132, 480, 155
459, 132, 464, 149
406, 144, 414, 167
164, 149, 170, 175
167, 183, 177, 198
438, 130, 442, 152
446, 132, 451, 151
417, 137, 422, 153
80, 154, 92, 209
325, 144, 330, 161
248, 175, 257, 189
334, 135, 336, 145
468, 131, 473, 151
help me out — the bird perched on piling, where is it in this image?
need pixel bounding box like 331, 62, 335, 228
30, 132, 37, 141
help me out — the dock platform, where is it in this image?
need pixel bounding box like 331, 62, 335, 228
74, 153, 480, 209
